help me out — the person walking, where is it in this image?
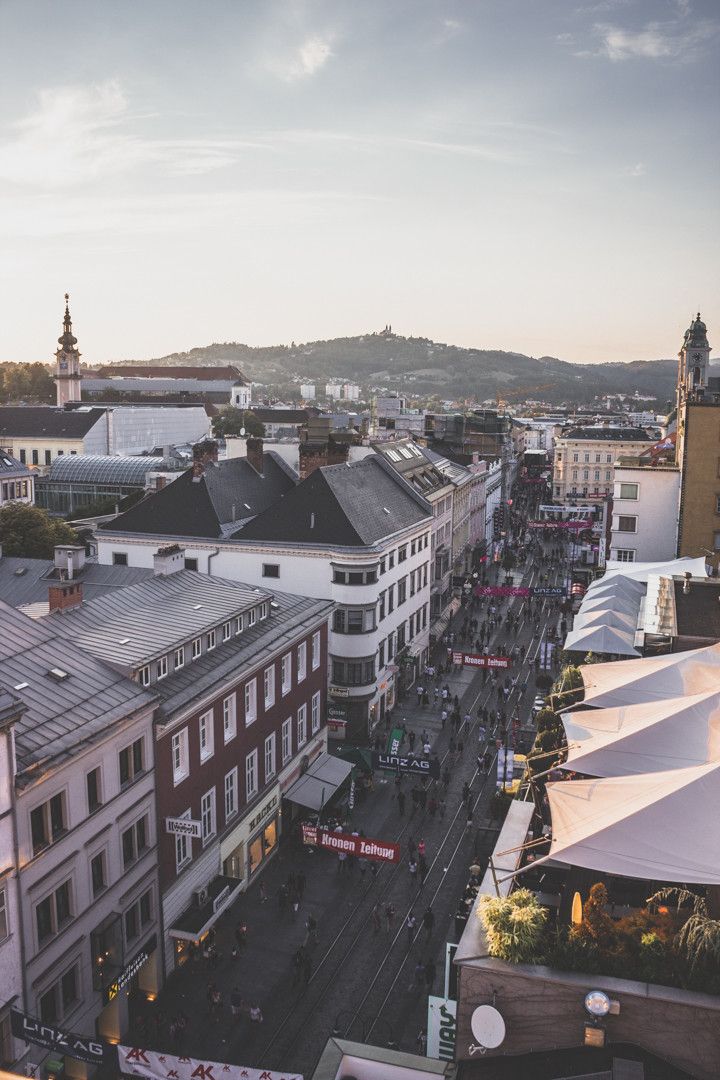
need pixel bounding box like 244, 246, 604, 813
408, 857, 418, 884
406, 911, 417, 945
409, 959, 425, 991
419, 854, 428, 887
397, 789, 406, 816
417, 838, 426, 860
422, 906, 435, 939
372, 903, 382, 933
385, 902, 396, 931
305, 913, 318, 945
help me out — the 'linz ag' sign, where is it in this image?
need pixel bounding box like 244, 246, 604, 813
372, 752, 439, 777
11, 1009, 114, 1066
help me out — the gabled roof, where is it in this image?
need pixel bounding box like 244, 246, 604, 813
0, 599, 154, 776
0, 406, 106, 439
0, 556, 153, 609
100, 451, 297, 539
236, 455, 431, 546
0, 451, 31, 476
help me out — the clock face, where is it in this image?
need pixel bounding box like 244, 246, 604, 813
692, 353, 703, 362
59, 361, 67, 370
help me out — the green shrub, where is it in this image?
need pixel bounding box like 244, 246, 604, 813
478, 889, 547, 964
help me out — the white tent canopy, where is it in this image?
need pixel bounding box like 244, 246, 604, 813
564, 624, 640, 657
579, 643, 720, 709
586, 576, 646, 599
598, 557, 708, 584
539, 762, 720, 884
561, 690, 720, 776
574, 608, 637, 631
579, 593, 640, 616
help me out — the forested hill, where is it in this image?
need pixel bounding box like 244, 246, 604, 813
130, 332, 678, 404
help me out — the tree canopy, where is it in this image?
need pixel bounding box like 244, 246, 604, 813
0, 363, 55, 403
211, 407, 265, 439
0, 503, 78, 558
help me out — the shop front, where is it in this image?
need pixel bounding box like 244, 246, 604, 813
96, 932, 160, 1046
220, 783, 281, 886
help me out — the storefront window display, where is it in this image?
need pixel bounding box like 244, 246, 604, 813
248, 817, 277, 876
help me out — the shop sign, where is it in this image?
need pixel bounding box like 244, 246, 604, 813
528, 520, 591, 530
104, 935, 156, 1004
327, 702, 348, 721
213, 885, 231, 913
166, 817, 202, 839
533, 586, 565, 597
372, 751, 439, 777
387, 727, 404, 756
248, 794, 277, 833
426, 997, 457, 1061
118, 1047, 301, 1080
11, 1009, 114, 1067
329, 685, 350, 697
452, 652, 511, 669
301, 824, 400, 863
327, 718, 347, 738
475, 585, 531, 597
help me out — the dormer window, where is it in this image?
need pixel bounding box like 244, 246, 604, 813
139, 666, 150, 687
192, 638, 202, 660
207, 629, 216, 651
248, 608, 257, 628
235, 615, 244, 635
222, 622, 232, 642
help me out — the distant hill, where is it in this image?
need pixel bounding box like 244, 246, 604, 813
127, 332, 678, 405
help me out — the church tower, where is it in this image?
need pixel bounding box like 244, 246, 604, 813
54, 293, 82, 406
676, 312, 710, 417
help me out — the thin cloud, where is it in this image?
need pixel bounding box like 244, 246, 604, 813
575, 18, 719, 61
624, 162, 646, 177
0, 81, 262, 187
264, 34, 333, 81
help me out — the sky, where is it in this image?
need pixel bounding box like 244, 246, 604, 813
0, 0, 718, 365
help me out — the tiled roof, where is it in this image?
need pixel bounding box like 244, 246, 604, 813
236, 455, 431, 546
100, 451, 297, 538
0, 451, 31, 475
0, 406, 106, 439
0, 600, 154, 776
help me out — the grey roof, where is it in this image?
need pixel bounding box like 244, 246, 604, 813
0, 452, 31, 476
49, 570, 275, 667
236, 455, 431, 546
0, 556, 153, 609
371, 439, 453, 496
149, 588, 333, 719
0, 406, 106, 439
561, 427, 655, 441
0, 599, 155, 776
44, 454, 181, 485
83, 377, 239, 395
421, 446, 474, 486
100, 451, 297, 539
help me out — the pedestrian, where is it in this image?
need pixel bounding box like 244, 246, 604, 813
249, 1004, 264, 1024
416, 1029, 428, 1054
397, 789, 406, 815
235, 922, 247, 949
278, 883, 288, 913
428, 795, 437, 817
406, 911, 417, 945
424, 959, 437, 990
385, 902, 396, 931
442, 767, 451, 790
423, 906, 435, 938
408, 835, 417, 859
305, 912, 318, 945
408, 857, 418, 883
259, 880, 268, 904
418, 838, 426, 859
372, 903, 382, 933
441, 708, 448, 728
411, 786, 420, 814
358, 857, 368, 880
292, 945, 306, 986
410, 959, 425, 991
230, 987, 244, 1019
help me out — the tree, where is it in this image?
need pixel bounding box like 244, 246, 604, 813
0, 362, 55, 403
0, 504, 78, 558
211, 408, 265, 440
572, 883, 616, 950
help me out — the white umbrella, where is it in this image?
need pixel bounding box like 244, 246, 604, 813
561, 690, 720, 776
540, 762, 720, 883
580, 643, 720, 708
564, 624, 640, 657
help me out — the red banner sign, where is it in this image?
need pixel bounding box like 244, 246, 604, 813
452, 652, 512, 669
301, 824, 400, 863
528, 520, 591, 530
474, 585, 531, 597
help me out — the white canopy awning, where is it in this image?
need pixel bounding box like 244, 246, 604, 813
574, 608, 637, 631
579, 593, 640, 616
564, 624, 640, 657
284, 752, 354, 811
585, 577, 646, 600
540, 763, 720, 883
580, 643, 720, 708
561, 690, 720, 776
598, 557, 708, 584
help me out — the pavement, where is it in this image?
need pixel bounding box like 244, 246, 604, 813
129, 517, 570, 1078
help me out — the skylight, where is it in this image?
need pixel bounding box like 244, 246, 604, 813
14, 682, 29, 690
48, 668, 70, 682
118, 637, 130, 644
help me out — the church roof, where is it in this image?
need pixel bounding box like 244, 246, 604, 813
684, 312, 710, 348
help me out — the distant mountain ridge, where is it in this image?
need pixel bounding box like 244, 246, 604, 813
127, 332, 678, 405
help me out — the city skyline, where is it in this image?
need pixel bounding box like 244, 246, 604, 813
1, 0, 718, 365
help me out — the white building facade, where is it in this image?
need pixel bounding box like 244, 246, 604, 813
609, 463, 681, 564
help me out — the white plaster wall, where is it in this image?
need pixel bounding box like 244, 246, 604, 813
610, 467, 681, 563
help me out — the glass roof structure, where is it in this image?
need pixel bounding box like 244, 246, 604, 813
46, 455, 175, 485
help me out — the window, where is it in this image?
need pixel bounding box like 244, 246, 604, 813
311, 631, 321, 670
139, 665, 150, 687
30, 793, 67, 855
572, 469, 578, 481
223, 695, 237, 742
156, 655, 168, 680
606, 453, 612, 463
330, 658, 376, 686
311, 691, 321, 734
222, 621, 232, 642
192, 637, 202, 659
619, 483, 639, 500
297, 704, 307, 747
184, 557, 198, 571
207, 629, 216, 651
119, 738, 144, 787
594, 469, 600, 482
584, 453, 589, 463
244, 678, 257, 725
714, 531, 720, 553
572, 452, 578, 463
113, 552, 128, 566
281, 653, 292, 695
388, 584, 395, 613
90, 851, 107, 898
86, 768, 102, 814
0, 888, 7, 941
264, 734, 276, 780
175, 810, 192, 872
333, 608, 375, 634
386, 632, 394, 661
398, 545, 407, 562
615, 549, 636, 563
332, 568, 377, 585
262, 563, 280, 578
378, 640, 385, 669
397, 577, 407, 605
45, 449, 52, 465
297, 641, 307, 682
605, 470, 611, 481
716, 495, 720, 514
201, 788, 216, 845
245, 750, 258, 800
264, 666, 275, 709
583, 469, 589, 481
35, 880, 72, 944
199, 710, 214, 761
235, 614, 244, 634
281, 717, 292, 763
617, 515, 637, 533
171, 728, 189, 785
595, 453, 601, 463
174, 646, 185, 669
19, 449, 26, 464
31, 449, 38, 465
38, 964, 79, 1023
124, 888, 153, 944
260, 602, 269, 619
378, 592, 386, 621
121, 816, 148, 869
212, 776, 230, 837
248, 607, 257, 627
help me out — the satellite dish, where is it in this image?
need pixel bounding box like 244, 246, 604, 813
470, 1005, 506, 1048
585, 990, 610, 1017
240, 427, 246, 436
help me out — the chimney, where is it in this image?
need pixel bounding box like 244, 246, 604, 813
191, 438, 219, 482
48, 581, 83, 613
246, 437, 264, 474
224, 436, 248, 460
54, 544, 86, 580
154, 543, 185, 576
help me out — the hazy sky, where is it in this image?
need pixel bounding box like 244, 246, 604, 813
1, 0, 718, 365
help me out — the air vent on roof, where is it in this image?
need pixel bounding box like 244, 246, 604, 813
193, 604, 202, 610
48, 667, 70, 682
243, 503, 252, 510
118, 637, 130, 645
382, 507, 391, 514
14, 567, 27, 576
270, 601, 280, 609
14, 682, 29, 690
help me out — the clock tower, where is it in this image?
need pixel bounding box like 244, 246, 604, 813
54, 293, 83, 406
676, 312, 710, 416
